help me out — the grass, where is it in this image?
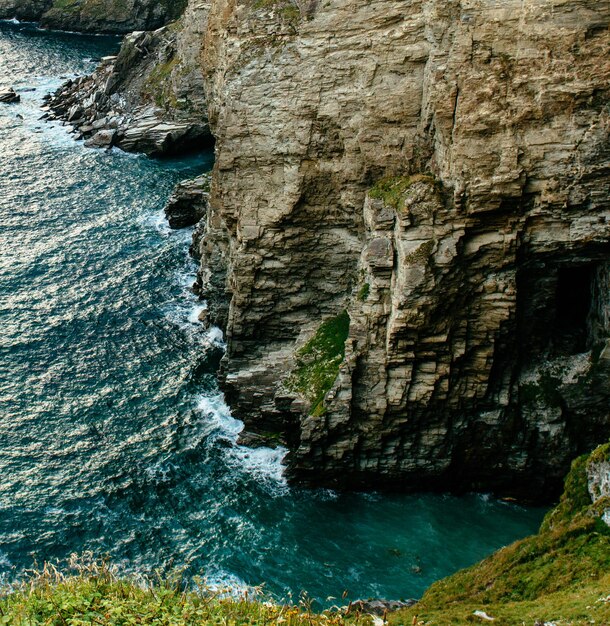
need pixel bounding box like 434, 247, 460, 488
143, 57, 179, 110
286, 311, 350, 416
357, 283, 370, 302
390, 443, 610, 625
368, 174, 435, 212
0, 555, 370, 626
253, 0, 301, 24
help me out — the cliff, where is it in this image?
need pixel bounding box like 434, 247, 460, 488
194, 0, 610, 499
46, 0, 610, 500
0, 0, 187, 33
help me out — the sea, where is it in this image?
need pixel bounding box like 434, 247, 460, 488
0, 19, 546, 606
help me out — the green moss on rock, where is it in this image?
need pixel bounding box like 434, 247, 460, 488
286, 310, 350, 416
253, 0, 301, 24
143, 56, 179, 110
357, 282, 370, 301
368, 174, 435, 211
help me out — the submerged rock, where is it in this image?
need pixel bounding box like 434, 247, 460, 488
0, 87, 20, 103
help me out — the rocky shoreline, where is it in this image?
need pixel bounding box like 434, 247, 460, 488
0, 0, 187, 34
44, 24, 212, 156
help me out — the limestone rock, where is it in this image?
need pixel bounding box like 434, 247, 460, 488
347, 599, 417, 616
164, 175, 210, 229
587, 445, 610, 527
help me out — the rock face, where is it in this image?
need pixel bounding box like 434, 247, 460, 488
0, 0, 187, 33
192, 0, 610, 500
0, 0, 51, 21
587, 443, 610, 527
165, 175, 210, 229
46, 3, 212, 156
43, 0, 610, 500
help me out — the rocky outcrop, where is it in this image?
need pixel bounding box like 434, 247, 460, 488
192, 0, 610, 499
0, 0, 187, 33
0, 87, 19, 103
165, 175, 210, 229
0, 0, 51, 21
46, 3, 212, 156
40, 0, 609, 499
587, 443, 610, 527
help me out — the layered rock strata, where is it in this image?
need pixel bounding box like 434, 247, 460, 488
46, 3, 212, 156
193, 0, 610, 499
0, 0, 187, 33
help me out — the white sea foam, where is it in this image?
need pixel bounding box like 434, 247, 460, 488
196, 393, 243, 437
194, 391, 288, 488
204, 325, 225, 348
228, 445, 289, 488
195, 570, 251, 596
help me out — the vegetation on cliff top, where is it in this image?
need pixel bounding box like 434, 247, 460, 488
391, 444, 610, 625
286, 310, 350, 416
0, 557, 368, 625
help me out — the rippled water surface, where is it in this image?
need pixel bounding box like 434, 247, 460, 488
0, 21, 547, 604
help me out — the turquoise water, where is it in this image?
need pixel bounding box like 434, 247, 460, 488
0, 20, 546, 605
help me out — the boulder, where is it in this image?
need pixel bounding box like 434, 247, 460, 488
0, 88, 20, 104
163, 175, 210, 229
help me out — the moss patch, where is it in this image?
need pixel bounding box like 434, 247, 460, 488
286, 311, 350, 416
357, 282, 370, 302
368, 174, 435, 211
142, 57, 179, 110
253, 0, 301, 24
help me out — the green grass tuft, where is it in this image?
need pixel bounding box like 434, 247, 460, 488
368, 174, 435, 211
0, 555, 369, 626
286, 311, 350, 416
357, 283, 370, 302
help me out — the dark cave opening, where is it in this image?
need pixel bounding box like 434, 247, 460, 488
516, 260, 609, 361
551, 265, 594, 355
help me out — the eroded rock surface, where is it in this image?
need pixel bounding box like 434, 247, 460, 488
194, 0, 610, 499
46, 3, 212, 156
165, 175, 210, 229
40, 0, 610, 499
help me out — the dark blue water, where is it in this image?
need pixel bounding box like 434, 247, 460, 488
0, 20, 546, 605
